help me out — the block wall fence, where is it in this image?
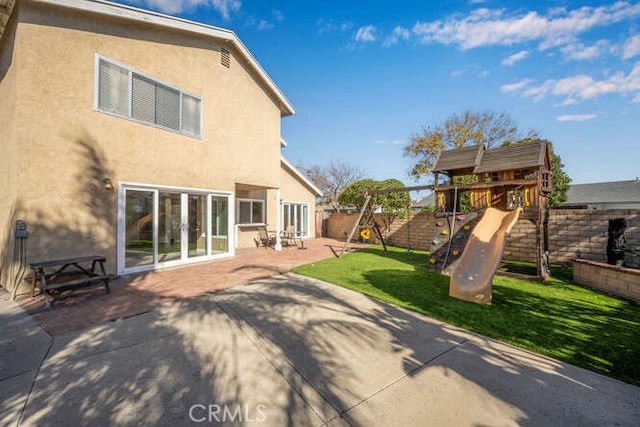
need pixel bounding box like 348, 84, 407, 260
324, 209, 640, 265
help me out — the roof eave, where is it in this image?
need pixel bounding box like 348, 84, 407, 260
281, 156, 323, 196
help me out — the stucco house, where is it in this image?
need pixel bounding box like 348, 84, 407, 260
0, 0, 321, 291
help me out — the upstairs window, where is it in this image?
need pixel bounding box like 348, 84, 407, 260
96, 56, 202, 137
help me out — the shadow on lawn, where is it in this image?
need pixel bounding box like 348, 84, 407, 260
356, 247, 640, 386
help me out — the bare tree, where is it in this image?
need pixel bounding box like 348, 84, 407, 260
404, 110, 532, 181
305, 162, 364, 212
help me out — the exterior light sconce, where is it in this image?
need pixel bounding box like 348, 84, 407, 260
103, 178, 114, 192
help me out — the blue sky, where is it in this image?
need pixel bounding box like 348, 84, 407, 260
116, 0, 639, 186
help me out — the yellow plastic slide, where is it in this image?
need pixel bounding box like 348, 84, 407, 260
449, 207, 523, 305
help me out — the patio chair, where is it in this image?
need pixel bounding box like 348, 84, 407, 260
281, 225, 296, 247
255, 226, 276, 249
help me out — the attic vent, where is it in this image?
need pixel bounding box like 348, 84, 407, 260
220, 47, 230, 68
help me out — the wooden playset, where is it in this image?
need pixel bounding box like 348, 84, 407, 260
429, 140, 553, 281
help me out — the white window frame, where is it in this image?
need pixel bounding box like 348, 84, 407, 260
236, 198, 265, 225
94, 54, 203, 138
282, 202, 310, 237
117, 182, 234, 275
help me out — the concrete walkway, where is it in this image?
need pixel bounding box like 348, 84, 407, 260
2, 273, 639, 426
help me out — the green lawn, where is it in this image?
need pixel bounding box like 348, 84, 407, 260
292, 245, 640, 386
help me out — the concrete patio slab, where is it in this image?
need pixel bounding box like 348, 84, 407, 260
0, 289, 52, 427
21, 300, 333, 426
342, 332, 640, 426
212, 274, 477, 415
3, 272, 639, 426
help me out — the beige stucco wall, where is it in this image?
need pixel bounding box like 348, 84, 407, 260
280, 163, 318, 238
0, 13, 19, 292
234, 168, 318, 248
0, 0, 294, 286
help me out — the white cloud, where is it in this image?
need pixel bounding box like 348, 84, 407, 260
272, 9, 284, 21
211, 0, 241, 19
502, 50, 529, 66
509, 63, 640, 103
411, 2, 640, 50
501, 78, 533, 92
137, 0, 241, 19
256, 20, 273, 31
383, 26, 411, 47
355, 25, 377, 43
317, 18, 354, 35
561, 40, 609, 60
622, 34, 640, 59
451, 66, 490, 78
557, 114, 597, 122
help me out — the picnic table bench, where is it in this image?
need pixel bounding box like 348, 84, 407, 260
29, 255, 114, 308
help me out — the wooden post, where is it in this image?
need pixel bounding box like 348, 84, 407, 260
541, 204, 551, 281
371, 219, 387, 251
339, 194, 372, 258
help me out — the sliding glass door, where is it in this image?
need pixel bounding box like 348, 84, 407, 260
211, 196, 229, 254
158, 191, 182, 263
187, 194, 208, 259
124, 189, 155, 268
121, 186, 232, 273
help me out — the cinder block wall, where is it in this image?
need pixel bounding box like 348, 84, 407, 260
325, 209, 640, 265
384, 212, 435, 249
504, 209, 640, 264
324, 212, 435, 248
573, 259, 640, 302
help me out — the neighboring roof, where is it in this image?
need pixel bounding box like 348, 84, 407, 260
434, 141, 549, 175
561, 180, 640, 207
281, 156, 323, 197
413, 192, 435, 208
13, 0, 295, 116
474, 141, 548, 174
432, 145, 484, 173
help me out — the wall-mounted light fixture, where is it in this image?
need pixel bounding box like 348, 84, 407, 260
103, 178, 114, 192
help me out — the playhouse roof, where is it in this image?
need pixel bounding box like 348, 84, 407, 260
474, 141, 549, 173
433, 140, 549, 175
432, 145, 484, 174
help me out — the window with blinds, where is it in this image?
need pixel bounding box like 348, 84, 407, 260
96, 56, 202, 137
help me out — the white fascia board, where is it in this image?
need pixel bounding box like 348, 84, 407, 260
31, 0, 295, 116
280, 137, 288, 148
281, 156, 322, 196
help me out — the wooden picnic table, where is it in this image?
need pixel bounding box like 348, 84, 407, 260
29, 255, 113, 308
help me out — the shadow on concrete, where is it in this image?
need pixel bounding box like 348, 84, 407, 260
3, 269, 640, 425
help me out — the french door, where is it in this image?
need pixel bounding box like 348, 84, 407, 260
120, 185, 232, 274
282, 203, 309, 237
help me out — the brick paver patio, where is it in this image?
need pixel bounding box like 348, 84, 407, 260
15, 238, 367, 336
